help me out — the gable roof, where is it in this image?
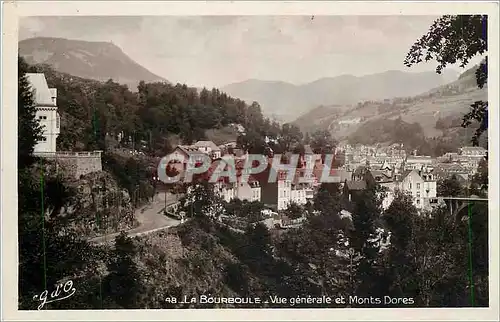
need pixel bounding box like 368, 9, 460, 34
194, 140, 221, 151
26, 73, 56, 107
176, 145, 206, 156
369, 170, 393, 182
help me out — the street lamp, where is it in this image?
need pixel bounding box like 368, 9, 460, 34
152, 175, 158, 202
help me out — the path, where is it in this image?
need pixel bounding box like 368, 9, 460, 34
90, 192, 185, 245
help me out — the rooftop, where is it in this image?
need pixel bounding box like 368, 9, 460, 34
194, 140, 221, 151
26, 73, 56, 107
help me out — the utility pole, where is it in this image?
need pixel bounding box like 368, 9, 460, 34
149, 130, 152, 153
132, 130, 135, 151
164, 189, 167, 214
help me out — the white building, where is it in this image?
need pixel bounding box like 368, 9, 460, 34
214, 182, 235, 203
395, 170, 437, 209
234, 179, 261, 203
290, 187, 307, 206
459, 146, 487, 157
404, 155, 434, 171
194, 140, 222, 159
277, 177, 292, 211
26, 73, 60, 155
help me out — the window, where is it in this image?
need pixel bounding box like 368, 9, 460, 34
416, 199, 420, 205
38, 136, 47, 142
416, 183, 420, 189
38, 115, 47, 120
416, 191, 420, 198
409, 183, 412, 189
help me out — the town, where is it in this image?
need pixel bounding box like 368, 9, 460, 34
26, 70, 488, 234
13, 13, 491, 311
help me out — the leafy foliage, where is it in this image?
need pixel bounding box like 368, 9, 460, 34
28, 63, 288, 155
405, 15, 488, 145
103, 233, 145, 308
225, 199, 265, 223
18, 56, 43, 169
17, 51, 489, 309
437, 175, 465, 197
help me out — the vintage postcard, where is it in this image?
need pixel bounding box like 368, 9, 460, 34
1, 1, 499, 321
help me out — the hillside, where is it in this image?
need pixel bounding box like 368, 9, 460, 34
222, 70, 458, 122
293, 65, 487, 148
19, 37, 167, 90
292, 105, 345, 134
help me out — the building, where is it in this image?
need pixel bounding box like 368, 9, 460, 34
439, 152, 460, 163
214, 181, 236, 203
209, 158, 262, 203
256, 164, 311, 211
194, 140, 222, 159
234, 178, 261, 202
369, 169, 396, 209
168, 145, 207, 178
459, 146, 487, 157
395, 169, 437, 209
404, 155, 434, 171
433, 163, 470, 181
26, 73, 60, 156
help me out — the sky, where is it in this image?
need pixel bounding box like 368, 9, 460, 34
19, 15, 480, 88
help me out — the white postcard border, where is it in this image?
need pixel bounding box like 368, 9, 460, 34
2, 1, 499, 321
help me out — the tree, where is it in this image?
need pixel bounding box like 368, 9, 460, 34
470, 157, 488, 195
103, 232, 144, 308
18, 56, 43, 169
405, 15, 488, 145
382, 191, 419, 300
18, 56, 101, 309
280, 123, 303, 152
226, 200, 264, 223
310, 129, 336, 155
237, 130, 266, 154
350, 185, 387, 300
437, 175, 464, 197
312, 183, 342, 216
283, 202, 304, 220
181, 182, 224, 219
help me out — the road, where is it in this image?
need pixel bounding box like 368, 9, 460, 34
90, 192, 184, 245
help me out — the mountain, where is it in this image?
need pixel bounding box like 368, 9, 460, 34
292, 64, 487, 152
19, 37, 167, 90
221, 70, 459, 122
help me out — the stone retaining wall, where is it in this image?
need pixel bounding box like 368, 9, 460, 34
40, 151, 103, 179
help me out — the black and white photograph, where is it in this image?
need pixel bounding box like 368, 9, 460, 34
1, 1, 499, 320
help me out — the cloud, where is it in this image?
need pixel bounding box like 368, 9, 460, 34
19, 15, 455, 87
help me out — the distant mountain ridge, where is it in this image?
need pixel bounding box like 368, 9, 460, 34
292, 64, 486, 147
19, 37, 167, 90
222, 70, 459, 122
